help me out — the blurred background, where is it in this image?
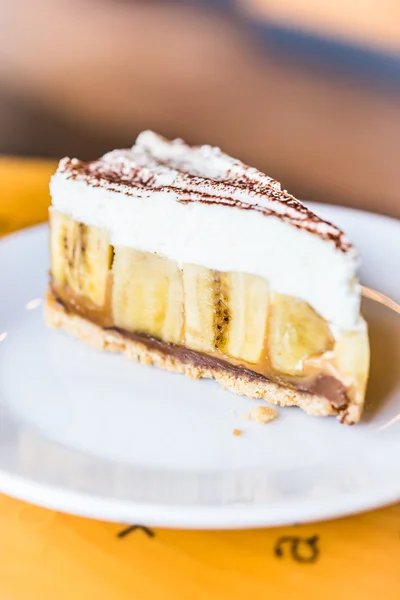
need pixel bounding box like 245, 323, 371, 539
0, 0, 399, 217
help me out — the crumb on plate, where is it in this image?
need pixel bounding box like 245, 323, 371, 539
250, 405, 277, 424
241, 412, 249, 421
233, 428, 242, 436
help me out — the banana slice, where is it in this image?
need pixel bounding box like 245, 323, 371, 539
333, 327, 370, 394
222, 272, 269, 363
75, 223, 113, 306
182, 264, 216, 353
49, 208, 71, 287
49, 209, 112, 307
268, 292, 334, 376
214, 272, 230, 352
112, 248, 184, 343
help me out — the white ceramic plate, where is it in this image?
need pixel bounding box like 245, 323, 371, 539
0, 204, 399, 529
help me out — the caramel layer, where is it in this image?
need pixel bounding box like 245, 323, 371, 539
51, 283, 349, 410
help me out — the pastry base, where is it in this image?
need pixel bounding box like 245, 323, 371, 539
45, 288, 353, 422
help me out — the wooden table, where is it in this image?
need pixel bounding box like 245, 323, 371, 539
0, 158, 399, 599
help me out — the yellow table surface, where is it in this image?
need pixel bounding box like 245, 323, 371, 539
0, 157, 399, 600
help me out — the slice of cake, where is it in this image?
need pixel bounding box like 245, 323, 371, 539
45, 131, 369, 424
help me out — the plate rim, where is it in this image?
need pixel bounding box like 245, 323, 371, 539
0, 207, 399, 528
0, 468, 399, 529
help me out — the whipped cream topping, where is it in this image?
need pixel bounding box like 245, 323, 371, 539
50, 131, 362, 332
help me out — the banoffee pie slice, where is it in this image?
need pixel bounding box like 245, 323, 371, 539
45, 131, 369, 424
